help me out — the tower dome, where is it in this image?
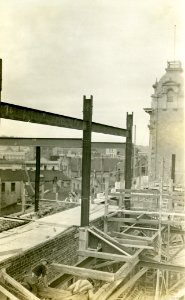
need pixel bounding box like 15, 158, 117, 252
154, 61, 184, 98
144, 61, 184, 185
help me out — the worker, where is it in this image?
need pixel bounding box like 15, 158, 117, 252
22, 271, 38, 295
31, 259, 49, 293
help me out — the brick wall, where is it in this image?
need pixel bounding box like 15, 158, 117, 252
0, 217, 104, 282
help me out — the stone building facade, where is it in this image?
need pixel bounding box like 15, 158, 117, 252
144, 61, 184, 185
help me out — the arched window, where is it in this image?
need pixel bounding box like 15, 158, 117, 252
167, 89, 173, 102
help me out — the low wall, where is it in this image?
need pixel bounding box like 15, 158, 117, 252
0, 219, 27, 233
0, 217, 104, 282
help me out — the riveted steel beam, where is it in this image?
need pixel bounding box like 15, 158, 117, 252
0, 102, 129, 137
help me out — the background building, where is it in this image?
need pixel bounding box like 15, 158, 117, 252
144, 61, 184, 185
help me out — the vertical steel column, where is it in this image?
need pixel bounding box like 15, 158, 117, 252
35, 146, 41, 212
171, 154, 176, 190
81, 96, 93, 227
124, 113, 133, 210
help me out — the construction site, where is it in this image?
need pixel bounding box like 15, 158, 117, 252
0, 52, 185, 299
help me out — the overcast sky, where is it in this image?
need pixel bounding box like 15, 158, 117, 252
0, 0, 184, 145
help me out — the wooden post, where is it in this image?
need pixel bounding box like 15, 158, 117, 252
154, 159, 164, 300
81, 96, 93, 227
0, 285, 19, 300
35, 146, 40, 212
171, 154, 176, 191
104, 178, 109, 233
21, 181, 26, 213
78, 227, 89, 261
124, 113, 133, 210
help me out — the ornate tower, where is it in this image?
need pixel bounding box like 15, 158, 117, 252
144, 61, 184, 185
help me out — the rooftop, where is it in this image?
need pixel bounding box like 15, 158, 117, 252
166, 60, 183, 72
0, 169, 27, 182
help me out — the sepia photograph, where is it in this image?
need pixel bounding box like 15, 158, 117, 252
0, 0, 184, 299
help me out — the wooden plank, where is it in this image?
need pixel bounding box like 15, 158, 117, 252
88, 228, 132, 256
93, 260, 118, 270
114, 258, 139, 281
115, 189, 160, 193
139, 260, 185, 273
150, 228, 164, 241
77, 250, 132, 262
52, 263, 115, 282
106, 211, 120, 219
90, 226, 132, 255
1, 270, 40, 300
114, 239, 154, 249
113, 237, 153, 248
50, 257, 95, 288
121, 209, 185, 218
94, 259, 139, 300
132, 249, 143, 260
109, 267, 148, 300
109, 217, 185, 226
0, 284, 19, 300
112, 231, 152, 241
120, 225, 158, 231
93, 280, 123, 300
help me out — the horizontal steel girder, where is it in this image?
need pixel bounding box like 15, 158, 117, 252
0, 137, 125, 148
0, 102, 129, 137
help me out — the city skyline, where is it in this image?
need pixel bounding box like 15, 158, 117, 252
0, 0, 184, 145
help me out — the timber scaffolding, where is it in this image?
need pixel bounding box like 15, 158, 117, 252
0, 58, 185, 299
0, 189, 185, 299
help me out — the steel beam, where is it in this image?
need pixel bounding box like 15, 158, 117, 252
124, 113, 133, 210
0, 137, 125, 148
35, 146, 40, 212
81, 96, 93, 227
0, 102, 129, 137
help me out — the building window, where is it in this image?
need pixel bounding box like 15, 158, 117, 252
11, 182, 15, 192
167, 89, 173, 102
1, 182, 5, 192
